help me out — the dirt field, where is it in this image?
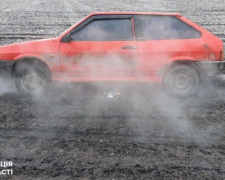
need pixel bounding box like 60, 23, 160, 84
0, 0, 225, 179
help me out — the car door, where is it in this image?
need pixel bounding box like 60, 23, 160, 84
59, 15, 138, 78
134, 15, 207, 76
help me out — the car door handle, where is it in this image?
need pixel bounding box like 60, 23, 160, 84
121, 45, 138, 50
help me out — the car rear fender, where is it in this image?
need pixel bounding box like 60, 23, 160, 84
171, 56, 196, 62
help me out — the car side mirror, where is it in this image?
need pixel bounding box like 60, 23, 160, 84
61, 33, 73, 42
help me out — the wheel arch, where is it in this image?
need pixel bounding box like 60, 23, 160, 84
11, 57, 52, 81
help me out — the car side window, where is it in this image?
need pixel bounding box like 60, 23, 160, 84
134, 15, 201, 41
71, 19, 133, 41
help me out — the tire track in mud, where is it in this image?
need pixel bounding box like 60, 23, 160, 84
0, 0, 69, 45
66, 0, 93, 12
0, 127, 224, 144
1, 0, 38, 12
0, 33, 54, 38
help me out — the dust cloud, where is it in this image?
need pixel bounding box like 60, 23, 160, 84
0, 78, 17, 95
0, 13, 222, 145
0, 0, 225, 179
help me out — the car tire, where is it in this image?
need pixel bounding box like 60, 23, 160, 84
15, 63, 48, 96
163, 64, 199, 97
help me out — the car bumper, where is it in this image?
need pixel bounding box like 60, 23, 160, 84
0, 60, 15, 78
196, 61, 225, 75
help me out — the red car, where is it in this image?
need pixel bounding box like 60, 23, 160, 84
0, 12, 224, 97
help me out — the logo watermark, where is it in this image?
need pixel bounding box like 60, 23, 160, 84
0, 161, 13, 175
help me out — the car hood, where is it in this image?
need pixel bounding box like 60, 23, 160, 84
0, 38, 60, 60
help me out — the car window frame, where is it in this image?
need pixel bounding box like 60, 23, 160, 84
133, 15, 202, 41
64, 15, 135, 42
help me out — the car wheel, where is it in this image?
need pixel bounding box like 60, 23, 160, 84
15, 64, 47, 96
163, 64, 199, 97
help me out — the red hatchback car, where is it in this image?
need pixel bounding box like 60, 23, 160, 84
0, 12, 224, 97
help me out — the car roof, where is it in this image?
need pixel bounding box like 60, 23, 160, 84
89, 12, 181, 17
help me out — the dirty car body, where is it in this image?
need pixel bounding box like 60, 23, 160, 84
0, 12, 224, 97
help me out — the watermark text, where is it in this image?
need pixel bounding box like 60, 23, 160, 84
0, 161, 13, 175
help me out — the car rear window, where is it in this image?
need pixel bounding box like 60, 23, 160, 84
134, 15, 201, 41
71, 19, 133, 41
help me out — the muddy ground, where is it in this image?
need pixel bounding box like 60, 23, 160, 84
0, 0, 225, 179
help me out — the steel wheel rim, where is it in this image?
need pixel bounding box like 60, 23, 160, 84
21, 70, 45, 92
